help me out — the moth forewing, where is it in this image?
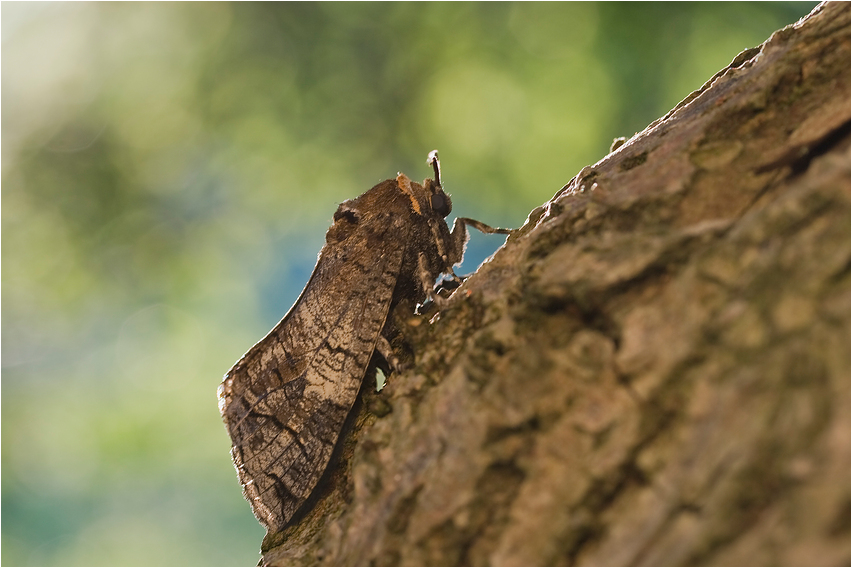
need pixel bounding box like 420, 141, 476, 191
220, 207, 408, 533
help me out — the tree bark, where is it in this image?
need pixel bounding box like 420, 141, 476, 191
262, 2, 850, 565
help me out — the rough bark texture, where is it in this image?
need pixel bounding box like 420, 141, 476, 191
262, 3, 850, 565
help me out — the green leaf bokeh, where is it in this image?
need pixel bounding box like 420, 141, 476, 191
2, 2, 817, 565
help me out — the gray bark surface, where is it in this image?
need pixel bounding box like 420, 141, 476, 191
263, 2, 850, 565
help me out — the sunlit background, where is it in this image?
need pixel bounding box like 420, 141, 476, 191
2, 3, 817, 565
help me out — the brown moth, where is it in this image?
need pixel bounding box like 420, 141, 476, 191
218, 151, 510, 535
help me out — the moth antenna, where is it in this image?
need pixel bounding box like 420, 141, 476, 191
427, 149, 442, 187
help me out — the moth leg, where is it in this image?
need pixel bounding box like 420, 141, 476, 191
447, 217, 513, 269
455, 217, 514, 236
418, 253, 448, 308
443, 269, 465, 286
434, 275, 463, 298
375, 333, 402, 375
420, 220, 514, 316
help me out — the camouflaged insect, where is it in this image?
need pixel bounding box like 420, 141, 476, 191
218, 151, 510, 534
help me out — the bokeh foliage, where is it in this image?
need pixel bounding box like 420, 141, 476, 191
2, 2, 817, 565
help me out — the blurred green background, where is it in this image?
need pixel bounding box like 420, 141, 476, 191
2, 2, 817, 565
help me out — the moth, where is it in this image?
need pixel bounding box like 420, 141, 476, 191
218, 151, 511, 534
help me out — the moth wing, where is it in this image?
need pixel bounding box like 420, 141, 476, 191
218, 213, 407, 532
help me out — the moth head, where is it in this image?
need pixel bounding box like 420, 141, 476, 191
428, 185, 452, 218
395, 151, 454, 219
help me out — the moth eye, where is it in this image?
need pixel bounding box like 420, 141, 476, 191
430, 193, 451, 217
333, 206, 360, 224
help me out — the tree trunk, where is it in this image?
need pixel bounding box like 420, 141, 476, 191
262, 2, 850, 565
